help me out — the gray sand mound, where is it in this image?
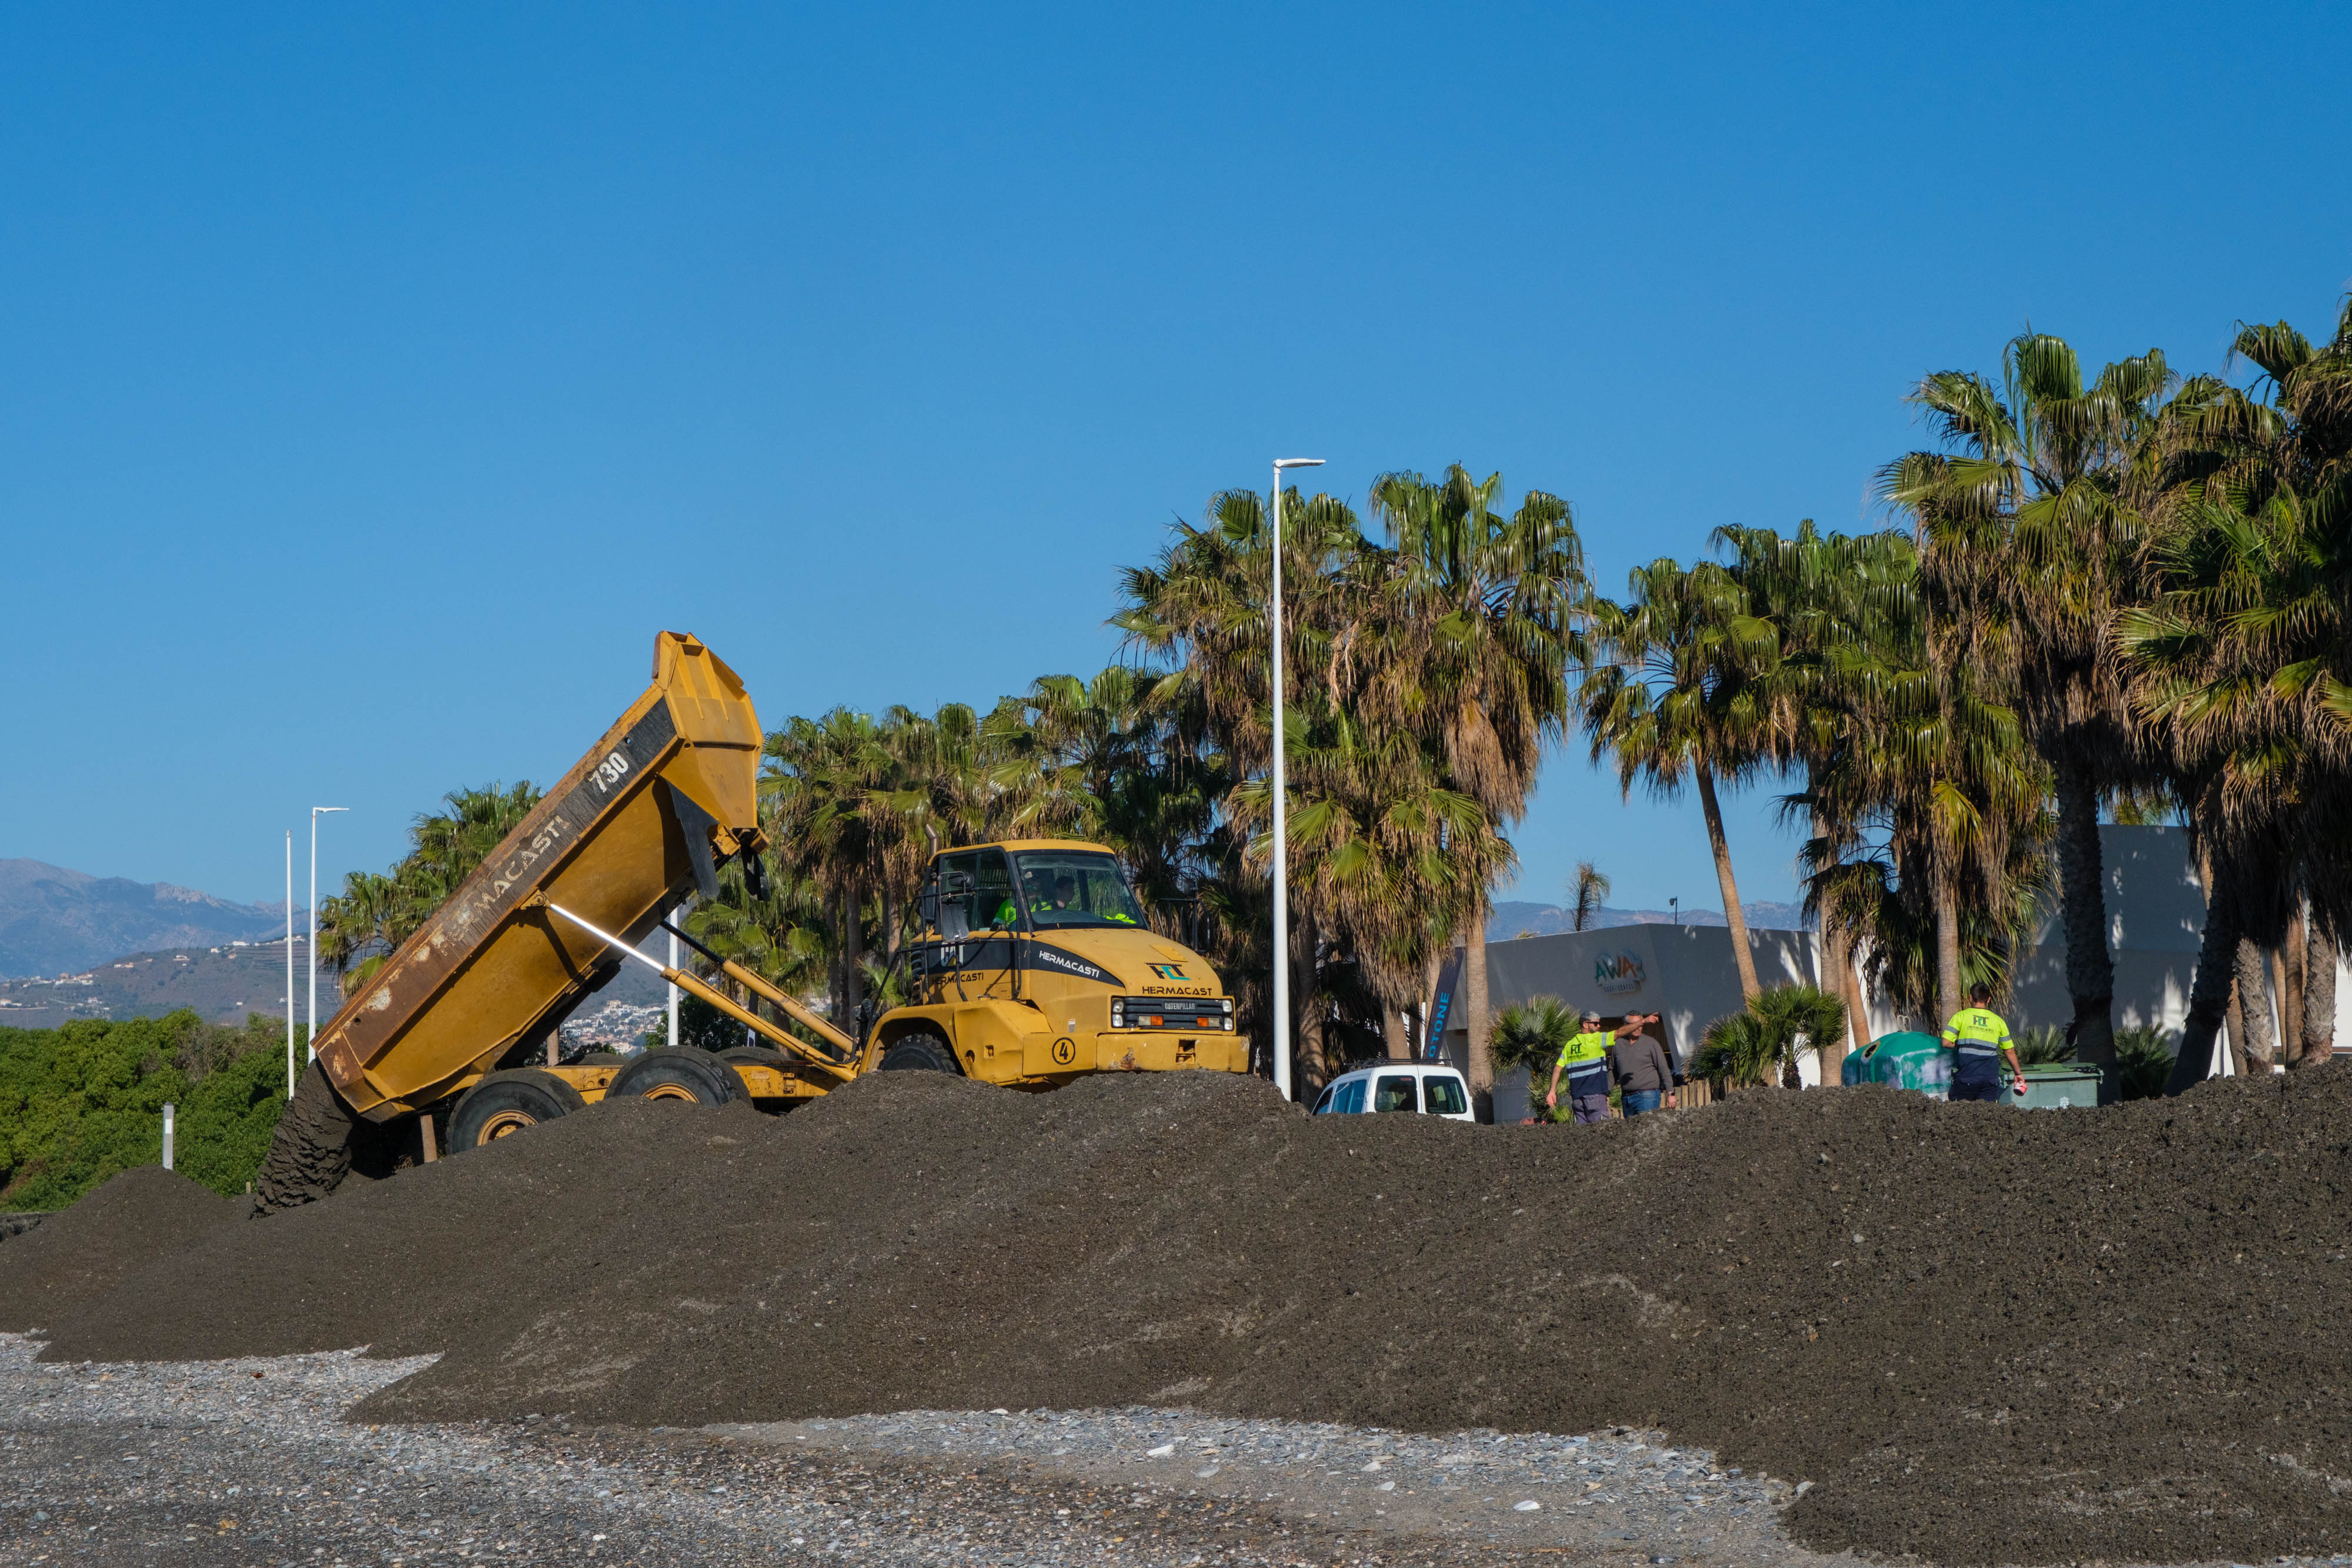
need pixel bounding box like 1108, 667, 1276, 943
0, 1165, 243, 1329
23, 1066, 2352, 1565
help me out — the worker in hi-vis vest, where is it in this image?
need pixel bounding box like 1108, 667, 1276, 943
1941, 984, 2027, 1104
1546, 1010, 1660, 1125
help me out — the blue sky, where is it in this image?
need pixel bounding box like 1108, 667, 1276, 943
5, 4, 2348, 913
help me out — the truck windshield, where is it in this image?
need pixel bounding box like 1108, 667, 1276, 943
1013, 851, 1147, 930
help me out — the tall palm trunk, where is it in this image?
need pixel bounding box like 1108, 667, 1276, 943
2236, 937, 2278, 1067
1810, 804, 1869, 1070
1292, 913, 1328, 1092
2168, 870, 2240, 1095
1384, 1007, 1413, 1061
1462, 904, 1494, 1108
2050, 756, 2116, 1071
1933, 865, 1962, 1027
1692, 760, 1761, 1002
2305, 923, 2337, 1060
2225, 975, 2250, 1075
826, 889, 846, 1028
2220, 977, 2249, 1075
2281, 902, 2309, 1066
841, 879, 866, 1042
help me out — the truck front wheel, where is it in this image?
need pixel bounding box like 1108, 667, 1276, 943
878, 1031, 960, 1074
449, 1069, 587, 1151
605, 1045, 743, 1106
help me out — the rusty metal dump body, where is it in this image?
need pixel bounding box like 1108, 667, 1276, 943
313, 632, 765, 1121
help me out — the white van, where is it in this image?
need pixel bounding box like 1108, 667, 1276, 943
1309, 1062, 1475, 1122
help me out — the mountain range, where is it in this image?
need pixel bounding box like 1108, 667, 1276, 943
1486, 897, 1811, 941
0, 855, 1807, 1004
0, 860, 305, 979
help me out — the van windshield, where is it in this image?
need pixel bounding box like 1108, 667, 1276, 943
1013, 851, 1147, 931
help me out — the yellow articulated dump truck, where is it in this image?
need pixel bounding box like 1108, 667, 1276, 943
869, 840, 1243, 1080
253, 631, 1240, 1211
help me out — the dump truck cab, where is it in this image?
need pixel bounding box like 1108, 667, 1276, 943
864, 839, 1245, 1084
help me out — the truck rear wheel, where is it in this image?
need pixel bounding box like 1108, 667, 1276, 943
605, 1045, 742, 1106
879, 1031, 959, 1074
449, 1069, 587, 1152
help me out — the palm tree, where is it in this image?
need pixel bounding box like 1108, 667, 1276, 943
1490, 996, 1579, 1121
1120, 479, 1526, 1091
316, 783, 546, 997
1715, 520, 1907, 1052
1695, 984, 1847, 1089
1579, 557, 1770, 1002
1570, 861, 1610, 931
1880, 333, 2172, 1073
1368, 464, 1586, 1108
761, 708, 897, 1031
2123, 300, 2352, 1086
1117, 483, 1373, 1083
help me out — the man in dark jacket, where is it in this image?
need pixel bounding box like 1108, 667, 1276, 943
1608, 1017, 1675, 1116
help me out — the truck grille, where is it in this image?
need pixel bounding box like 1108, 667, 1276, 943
1111, 995, 1235, 1031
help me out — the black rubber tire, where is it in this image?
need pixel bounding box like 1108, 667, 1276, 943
605, 1045, 743, 1106
579, 1050, 627, 1066
448, 1069, 587, 1152
878, 1031, 960, 1074
719, 1045, 791, 1069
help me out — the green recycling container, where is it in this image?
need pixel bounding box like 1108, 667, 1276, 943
2000, 1062, 2102, 1109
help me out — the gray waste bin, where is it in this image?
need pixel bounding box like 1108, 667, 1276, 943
2001, 1062, 2102, 1109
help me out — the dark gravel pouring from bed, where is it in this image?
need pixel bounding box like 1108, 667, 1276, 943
12, 1065, 2352, 1564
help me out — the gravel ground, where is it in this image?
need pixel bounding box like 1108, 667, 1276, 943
0, 1333, 1864, 1567
18, 1330, 2343, 1568
723, 1407, 1832, 1562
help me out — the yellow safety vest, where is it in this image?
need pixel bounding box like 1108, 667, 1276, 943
1557, 1029, 1612, 1089
1940, 1007, 2012, 1061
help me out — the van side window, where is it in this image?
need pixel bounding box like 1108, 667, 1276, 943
1373, 1075, 1418, 1113
1338, 1079, 1367, 1114
1312, 1085, 1335, 1114
1424, 1075, 1468, 1115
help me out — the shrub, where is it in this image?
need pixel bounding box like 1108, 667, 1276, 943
1490, 997, 1578, 1122
1695, 984, 1847, 1088
0, 1011, 289, 1209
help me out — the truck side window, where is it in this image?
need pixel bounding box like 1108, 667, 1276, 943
1338, 1079, 1367, 1114
1312, 1085, 1335, 1114
1373, 1075, 1418, 1113
940, 848, 1018, 933
1423, 1076, 1468, 1115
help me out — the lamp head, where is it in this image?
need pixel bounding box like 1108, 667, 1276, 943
1273, 457, 1326, 470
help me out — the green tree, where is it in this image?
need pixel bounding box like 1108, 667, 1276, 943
1569, 861, 1610, 932
1580, 558, 1771, 1002
0, 1011, 289, 1209
1693, 984, 1847, 1089
1489, 997, 1579, 1122
1880, 334, 2171, 1071
1368, 464, 1586, 1107
318, 783, 544, 997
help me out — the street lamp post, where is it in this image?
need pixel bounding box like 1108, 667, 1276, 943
309, 807, 348, 1062
284, 832, 295, 1096
1268, 456, 1325, 1102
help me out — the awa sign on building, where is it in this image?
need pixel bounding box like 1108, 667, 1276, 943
1593, 950, 1646, 994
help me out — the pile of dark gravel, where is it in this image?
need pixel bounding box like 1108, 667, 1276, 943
14, 1066, 2352, 1564
0, 1165, 244, 1329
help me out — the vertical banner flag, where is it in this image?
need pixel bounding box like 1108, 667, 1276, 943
1424, 950, 1464, 1061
